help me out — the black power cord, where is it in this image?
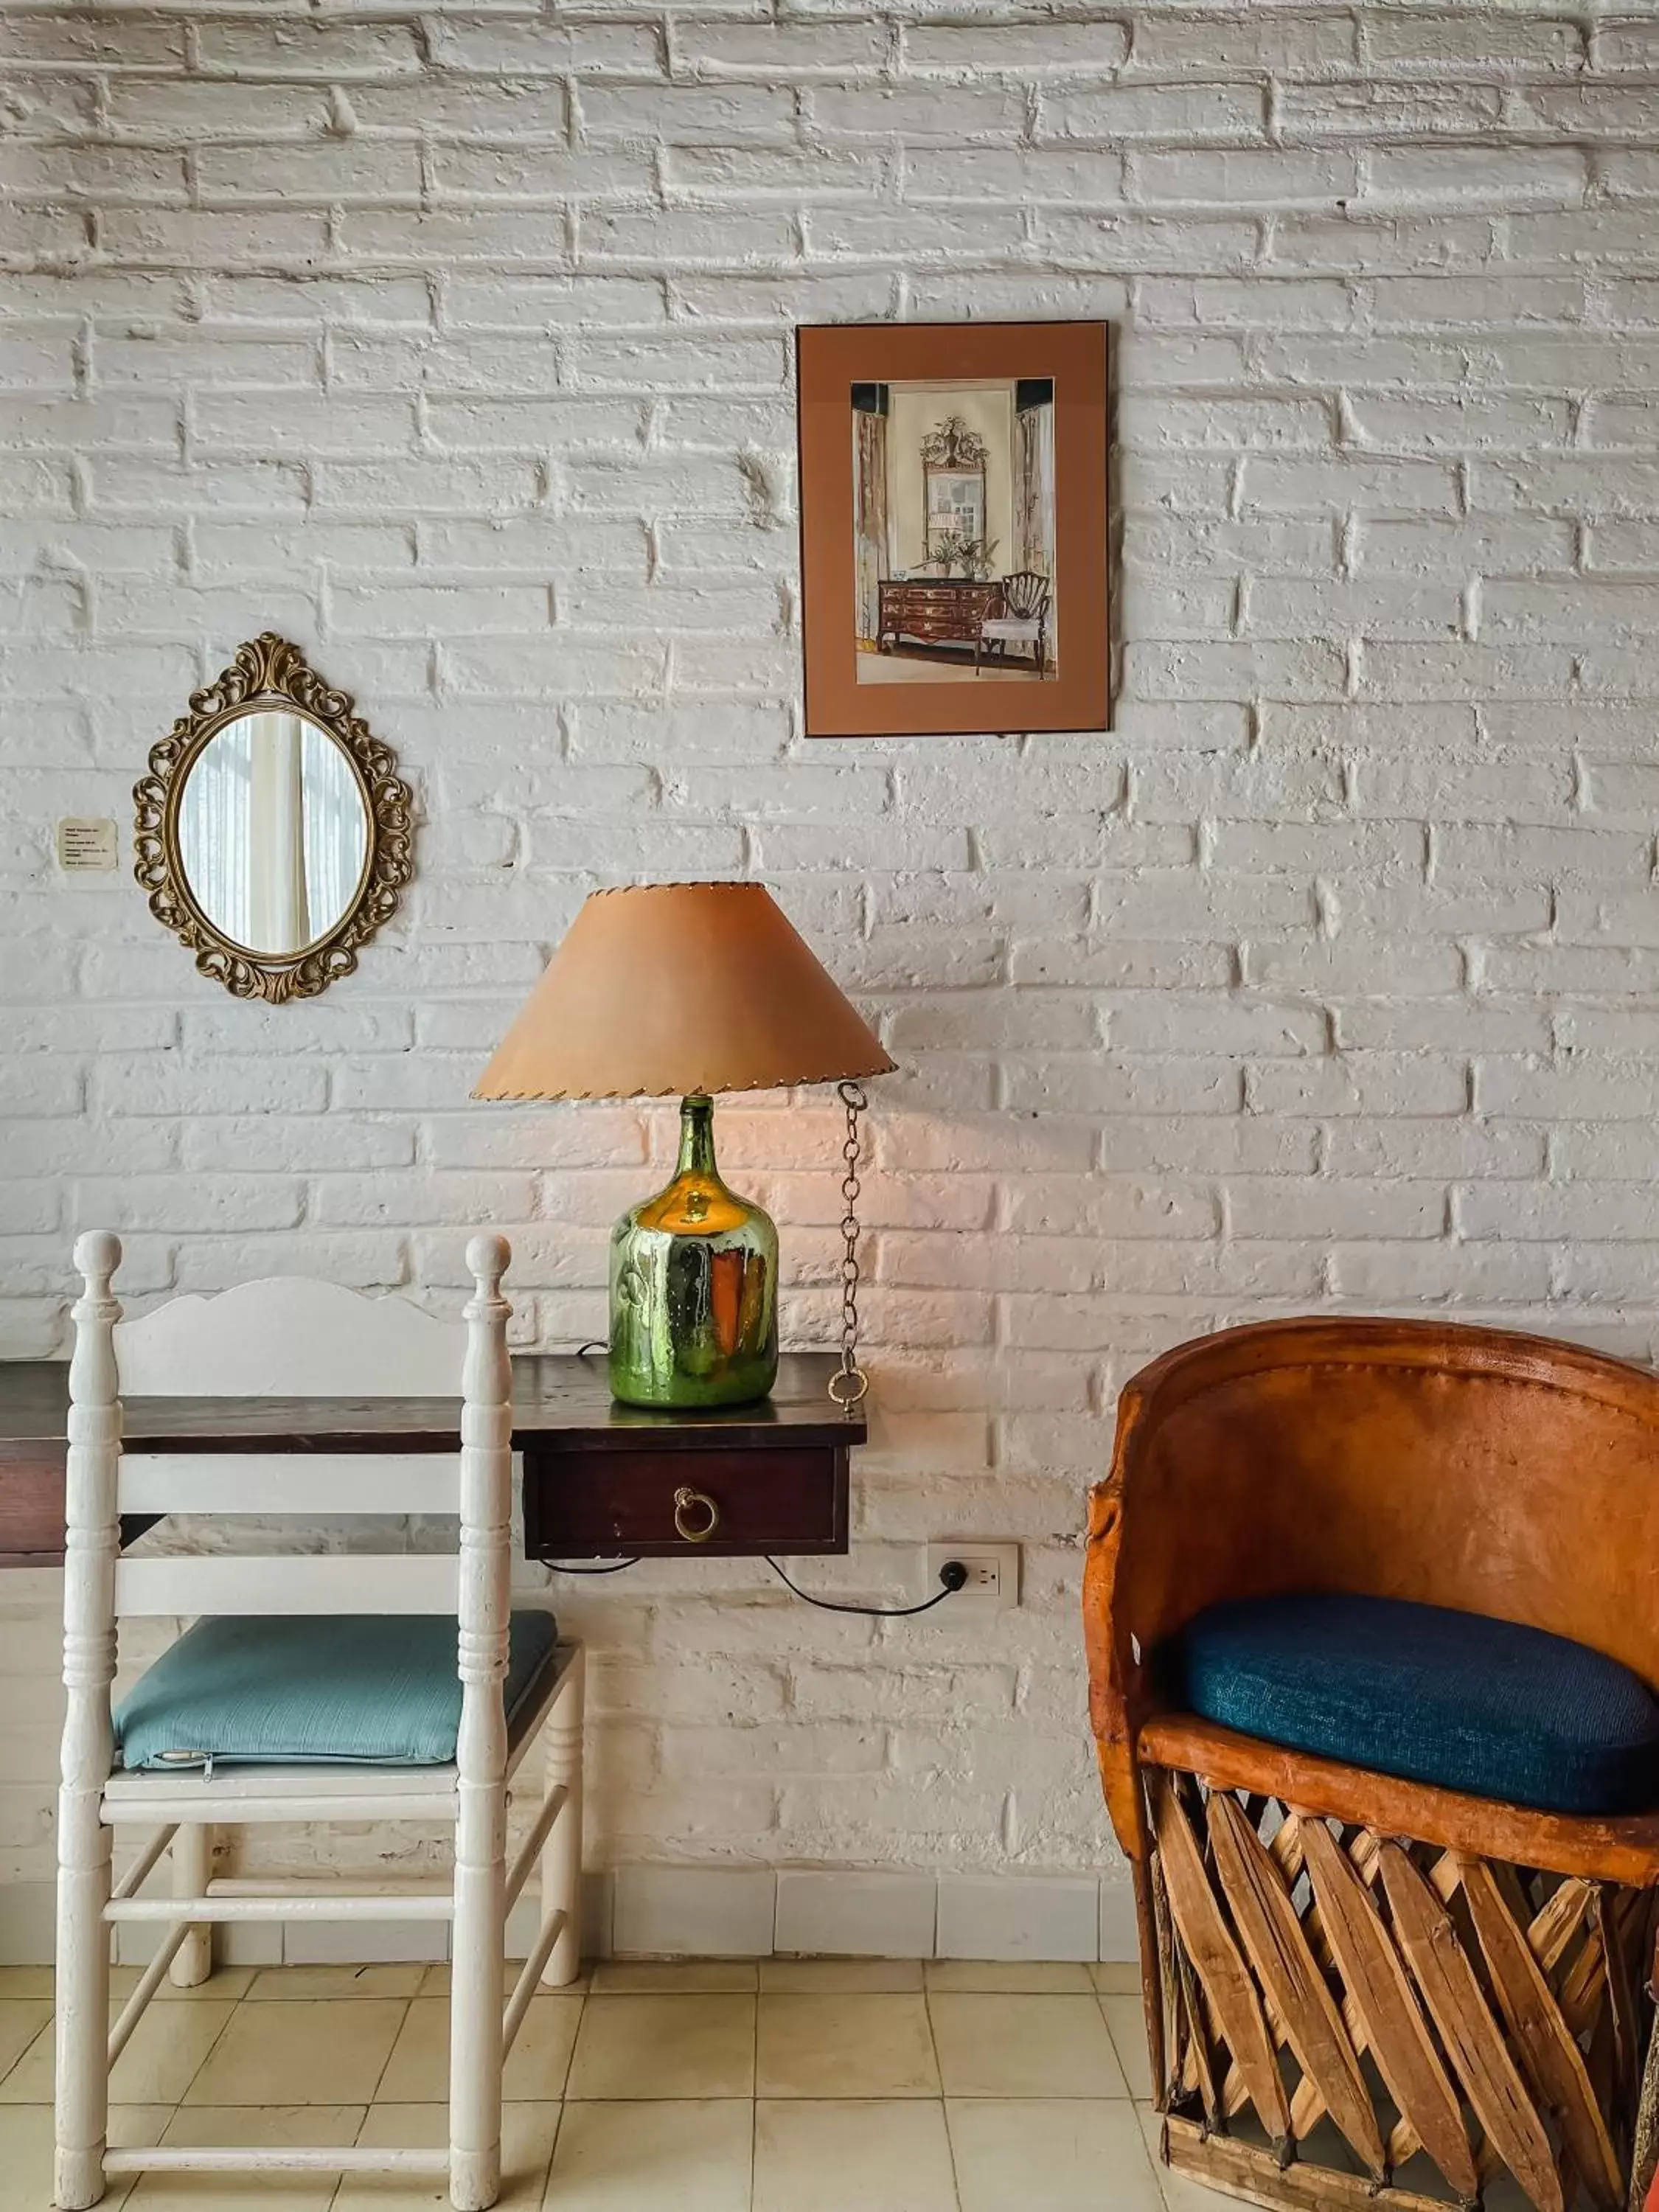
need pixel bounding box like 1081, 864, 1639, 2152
765, 1556, 970, 1617
543, 1553, 973, 1613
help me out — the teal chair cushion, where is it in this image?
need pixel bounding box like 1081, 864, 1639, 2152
1172, 1593, 1659, 1816
116, 1612, 560, 1773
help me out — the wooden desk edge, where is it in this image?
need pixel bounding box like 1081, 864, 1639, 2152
0, 1352, 868, 1565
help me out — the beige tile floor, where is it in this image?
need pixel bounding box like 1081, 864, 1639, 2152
0, 1958, 1231, 2211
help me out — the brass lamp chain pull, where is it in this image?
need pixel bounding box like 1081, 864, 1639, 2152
829, 1080, 870, 1411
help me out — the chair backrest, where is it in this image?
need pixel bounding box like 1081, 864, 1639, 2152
114, 1276, 465, 1398
1000, 569, 1050, 619
67, 1232, 514, 1623
1093, 1315, 1659, 1690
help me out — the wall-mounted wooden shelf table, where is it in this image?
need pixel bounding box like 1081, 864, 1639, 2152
0, 1352, 864, 1568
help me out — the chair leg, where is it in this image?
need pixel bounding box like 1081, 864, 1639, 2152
541, 1646, 585, 1988
169, 1826, 214, 1987
449, 1764, 505, 2212
54, 1780, 111, 2210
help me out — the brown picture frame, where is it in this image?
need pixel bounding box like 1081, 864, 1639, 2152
797, 321, 1110, 740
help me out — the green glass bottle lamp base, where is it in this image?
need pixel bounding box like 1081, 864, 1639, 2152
608, 1093, 779, 1409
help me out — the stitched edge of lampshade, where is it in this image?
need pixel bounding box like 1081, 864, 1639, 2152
473, 1055, 897, 1103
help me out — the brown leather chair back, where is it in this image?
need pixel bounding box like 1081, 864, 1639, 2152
1102, 1316, 1659, 1694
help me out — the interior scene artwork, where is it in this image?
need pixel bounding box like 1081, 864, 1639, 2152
852, 376, 1057, 684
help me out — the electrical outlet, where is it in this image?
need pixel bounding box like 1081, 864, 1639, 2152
926, 1542, 1020, 1613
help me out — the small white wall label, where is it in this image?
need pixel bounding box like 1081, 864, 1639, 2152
57, 818, 119, 872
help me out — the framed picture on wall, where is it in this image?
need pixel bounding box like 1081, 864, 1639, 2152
796, 321, 1110, 739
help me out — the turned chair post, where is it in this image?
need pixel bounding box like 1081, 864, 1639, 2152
449, 1234, 513, 2212
168, 1825, 214, 1987
541, 1644, 585, 1988
55, 1231, 122, 2212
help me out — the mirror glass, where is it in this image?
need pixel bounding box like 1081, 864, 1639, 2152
175, 710, 369, 957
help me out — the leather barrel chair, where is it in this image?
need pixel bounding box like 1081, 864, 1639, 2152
1084, 1316, 1659, 2212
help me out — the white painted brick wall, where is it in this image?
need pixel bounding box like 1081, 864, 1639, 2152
4, 0, 1659, 1940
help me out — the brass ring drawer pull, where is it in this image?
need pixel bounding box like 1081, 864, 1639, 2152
672, 1486, 720, 1544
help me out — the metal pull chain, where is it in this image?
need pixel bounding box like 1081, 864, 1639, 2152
828, 1079, 870, 1411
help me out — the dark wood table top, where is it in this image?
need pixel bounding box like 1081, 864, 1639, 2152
0, 1352, 867, 1461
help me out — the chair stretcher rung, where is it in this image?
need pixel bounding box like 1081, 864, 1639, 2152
111, 1823, 177, 1902
106, 2144, 451, 2177
504, 1781, 568, 1913
504, 1906, 568, 2054
206, 1875, 451, 1898
105, 1893, 455, 1923
107, 1921, 192, 2067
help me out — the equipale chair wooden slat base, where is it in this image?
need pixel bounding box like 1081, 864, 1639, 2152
1141, 1767, 1654, 2212
1085, 1318, 1659, 2212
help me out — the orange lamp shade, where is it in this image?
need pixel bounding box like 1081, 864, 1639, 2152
472, 881, 895, 1103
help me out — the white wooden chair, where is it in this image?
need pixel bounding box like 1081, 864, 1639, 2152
55, 1231, 584, 2212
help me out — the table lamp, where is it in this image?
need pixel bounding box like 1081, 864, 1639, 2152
473, 882, 895, 1410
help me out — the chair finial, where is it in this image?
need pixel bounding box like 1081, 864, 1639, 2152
74, 1231, 121, 1293
465, 1234, 510, 1294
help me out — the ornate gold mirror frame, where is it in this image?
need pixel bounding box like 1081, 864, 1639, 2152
133, 633, 412, 1004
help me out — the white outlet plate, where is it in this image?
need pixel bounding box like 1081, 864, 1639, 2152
927, 1542, 1020, 1613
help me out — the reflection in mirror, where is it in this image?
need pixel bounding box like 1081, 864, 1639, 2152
176, 710, 369, 959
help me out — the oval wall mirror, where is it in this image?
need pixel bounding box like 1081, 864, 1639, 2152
133, 635, 411, 1002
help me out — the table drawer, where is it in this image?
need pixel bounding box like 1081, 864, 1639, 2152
523, 1444, 849, 1559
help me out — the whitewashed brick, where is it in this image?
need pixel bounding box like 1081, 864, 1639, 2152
1356, 518, 1573, 577
1133, 147, 1357, 206
195, 18, 425, 77
1337, 1002, 1548, 1055
1524, 87, 1659, 141
1265, 213, 1498, 275
1281, 83, 1503, 140
810, 82, 1024, 140
1042, 83, 1262, 140
1248, 1054, 1468, 1117
74, 1174, 305, 1234
1328, 1242, 1551, 1303
1230, 1178, 1445, 1241
1130, 15, 1356, 76
1363, 145, 1587, 207
1243, 575, 1459, 637
1350, 394, 1573, 454
905, 21, 1127, 76
1354, 641, 1575, 700
1363, 13, 1582, 74
1240, 456, 1461, 515
1324, 1121, 1545, 1180
198, 140, 422, 204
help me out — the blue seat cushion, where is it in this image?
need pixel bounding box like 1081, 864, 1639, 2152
1169, 1592, 1659, 1817
116, 1612, 560, 1773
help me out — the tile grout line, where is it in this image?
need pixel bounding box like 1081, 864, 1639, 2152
157, 1973, 236, 2116
927, 1978, 967, 2212
538, 1973, 586, 2203
749, 1978, 760, 2211
354, 1989, 412, 2143
748, 2074, 759, 2212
